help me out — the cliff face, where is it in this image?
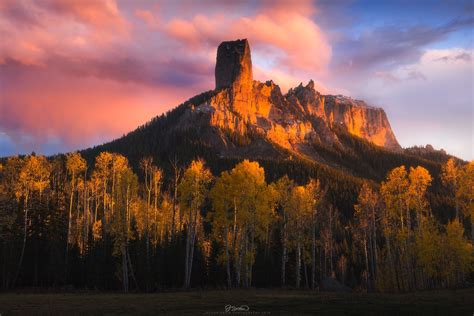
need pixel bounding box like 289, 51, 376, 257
189, 39, 400, 159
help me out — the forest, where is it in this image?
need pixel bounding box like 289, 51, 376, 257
0, 152, 472, 293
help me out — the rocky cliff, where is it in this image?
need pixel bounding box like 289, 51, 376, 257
185, 39, 400, 160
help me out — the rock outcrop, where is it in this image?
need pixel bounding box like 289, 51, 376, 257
192, 39, 400, 159
215, 39, 253, 91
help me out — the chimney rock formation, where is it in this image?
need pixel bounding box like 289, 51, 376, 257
215, 39, 253, 90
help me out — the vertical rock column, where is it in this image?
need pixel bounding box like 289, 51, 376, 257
215, 39, 254, 121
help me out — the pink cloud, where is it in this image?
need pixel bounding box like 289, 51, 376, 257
162, 2, 332, 76
0, 61, 197, 152
0, 0, 130, 66
42, 0, 129, 31
134, 9, 159, 29
0, 0, 335, 155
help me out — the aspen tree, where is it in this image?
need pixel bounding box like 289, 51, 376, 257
65, 153, 86, 271
179, 159, 212, 288
13, 155, 50, 286
441, 158, 460, 218
209, 160, 274, 288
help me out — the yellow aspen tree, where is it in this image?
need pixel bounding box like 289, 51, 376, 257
305, 179, 323, 290
441, 158, 460, 218
179, 159, 212, 289
140, 157, 153, 272
408, 166, 432, 229
13, 155, 50, 286
108, 154, 140, 292
209, 160, 274, 288
151, 166, 162, 246
287, 185, 314, 288
380, 166, 409, 292
170, 156, 183, 239
354, 182, 379, 292
65, 153, 86, 266
94, 152, 113, 238
407, 166, 432, 289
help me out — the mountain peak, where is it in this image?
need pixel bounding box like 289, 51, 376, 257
215, 39, 253, 90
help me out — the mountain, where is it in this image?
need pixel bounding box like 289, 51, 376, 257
210, 39, 400, 152
82, 39, 456, 218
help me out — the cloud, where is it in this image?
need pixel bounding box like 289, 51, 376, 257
161, 0, 332, 79
435, 51, 472, 62
359, 48, 473, 160
374, 71, 401, 84
330, 16, 474, 82
374, 69, 427, 85
0, 60, 195, 154
0, 0, 132, 67
0, 0, 336, 156
41, 0, 129, 31
406, 70, 426, 81
134, 9, 159, 28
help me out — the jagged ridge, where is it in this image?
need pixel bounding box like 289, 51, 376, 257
177, 39, 400, 163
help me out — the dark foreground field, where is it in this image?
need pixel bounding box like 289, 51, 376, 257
0, 288, 473, 316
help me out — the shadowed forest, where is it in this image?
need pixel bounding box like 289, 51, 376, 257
0, 152, 472, 293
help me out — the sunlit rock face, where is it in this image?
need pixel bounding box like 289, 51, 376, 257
323, 95, 399, 149
193, 39, 400, 156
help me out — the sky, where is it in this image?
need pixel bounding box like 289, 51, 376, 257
0, 0, 473, 160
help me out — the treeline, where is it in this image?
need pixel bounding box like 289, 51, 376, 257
0, 153, 472, 292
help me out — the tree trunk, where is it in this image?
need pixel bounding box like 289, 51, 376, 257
248, 229, 255, 288
154, 178, 158, 244
127, 247, 140, 291
296, 241, 301, 288
184, 222, 190, 288
372, 207, 378, 282
368, 233, 376, 291
225, 227, 232, 288
363, 237, 369, 292
146, 184, 151, 291
243, 234, 248, 288
170, 159, 180, 238
329, 209, 334, 275
13, 194, 28, 287
121, 244, 129, 293
235, 239, 242, 288
281, 219, 287, 287
65, 174, 75, 281
281, 243, 287, 287
2, 240, 7, 289
386, 235, 397, 292
311, 224, 316, 290
187, 212, 198, 288
303, 259, 309, 289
